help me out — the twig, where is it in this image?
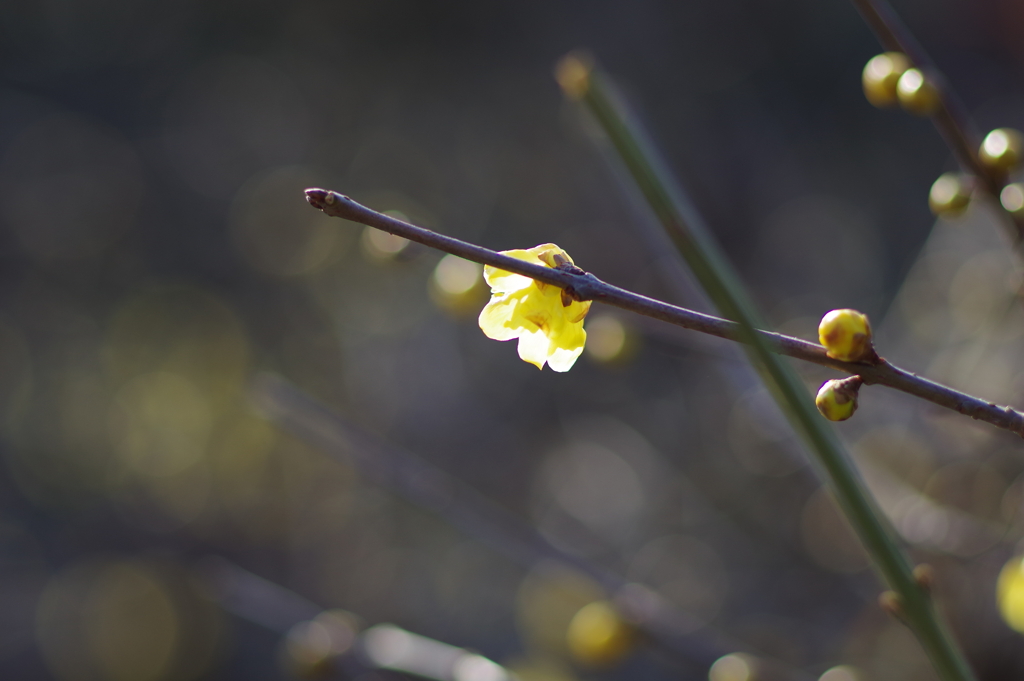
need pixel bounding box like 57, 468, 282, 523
850, 0, 1024, 241
305, 187, 1024, 439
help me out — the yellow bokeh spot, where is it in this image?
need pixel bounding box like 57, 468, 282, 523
435, 254, 482, 296
565, 601, 633, 667
584, 315, 635, 364
112, 372, 213, 479
478, 244, 591, 372
361, 211, 412, 261
105, 285, 249, 413
429, 254, 486, 314
997, 554, 1024, 633
709, 653, 755, 681
37, 561, 178, 681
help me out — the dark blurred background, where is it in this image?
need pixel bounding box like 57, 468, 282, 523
2, 0, 1024, 680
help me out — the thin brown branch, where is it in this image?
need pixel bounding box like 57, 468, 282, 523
850, 0, 1024, 241
306, 188, 1024, 438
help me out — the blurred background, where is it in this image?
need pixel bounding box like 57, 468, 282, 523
1, 0, 1024, 679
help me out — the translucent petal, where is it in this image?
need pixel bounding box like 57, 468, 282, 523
546, 335, 586, 372
566, 300, 592, 324
484, 249, 545, 293
478, 293, 523, 341
516, 327, 552, 369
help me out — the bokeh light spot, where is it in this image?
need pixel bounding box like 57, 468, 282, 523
361, 220, 411, 261
997, 554, 1024, 633
111, 372, 212, 478
819, 665, 861, 681
104, 285, 249, 412
37, 560, 179, 681
429, 254, 486, 314
433, 254, 482, 296
709, 653, 754, 681
584, 315, 635, 364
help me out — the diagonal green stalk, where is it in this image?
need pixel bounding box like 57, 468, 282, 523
562, 56, 977, 681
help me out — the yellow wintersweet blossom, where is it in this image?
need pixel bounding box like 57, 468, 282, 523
478, 243, 591, 372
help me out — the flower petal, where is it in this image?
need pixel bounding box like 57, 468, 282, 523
478, 294, 523, 341
516, 327, 552, 369
566, 299, 591, 324
528, 243, 573, 268
478, 243, 589, 371
484, 248, 545, 293
546, 326, 586, 372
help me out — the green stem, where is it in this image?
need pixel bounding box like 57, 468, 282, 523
569, 59, 977, 681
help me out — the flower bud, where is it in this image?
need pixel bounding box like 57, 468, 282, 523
566, 600, 634, 667
878, 590, 905, 619
555, 53, 593, 101
818, 309, 873, 362
928, 172, 973, 217
862, 52, 911, 108
979, 128, 1024, 174
1001, 183, 1024, 217
896, 68, 940, 116
815, 377, 862, 422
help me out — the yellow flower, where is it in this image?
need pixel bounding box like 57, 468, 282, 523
478, 243, 591, 372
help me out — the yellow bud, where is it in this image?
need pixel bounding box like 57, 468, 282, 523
896, 68, 940, 116
555, 53, 593, 101
878, 590, 904, 619
862, 52, 911, 108
565, 601, 633, 667
979, 128, 1024, 174
815, 378, 861, 422
928, 173, 973, 217
818, 309, 873, 362
997, 554, 1024, 633
1001, 183, 1024, 216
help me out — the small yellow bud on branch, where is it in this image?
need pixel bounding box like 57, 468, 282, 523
979, 128, 1024, 175
928, 173, 973, 217
815, 376, 863, 422
862, 52, 910, 108
818, 309, 876, 363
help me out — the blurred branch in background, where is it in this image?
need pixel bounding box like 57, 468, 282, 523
252, 374, 813, 678
850, 0, 1024, 242
199, 556, 515, 681
304, 188, 1024, 439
